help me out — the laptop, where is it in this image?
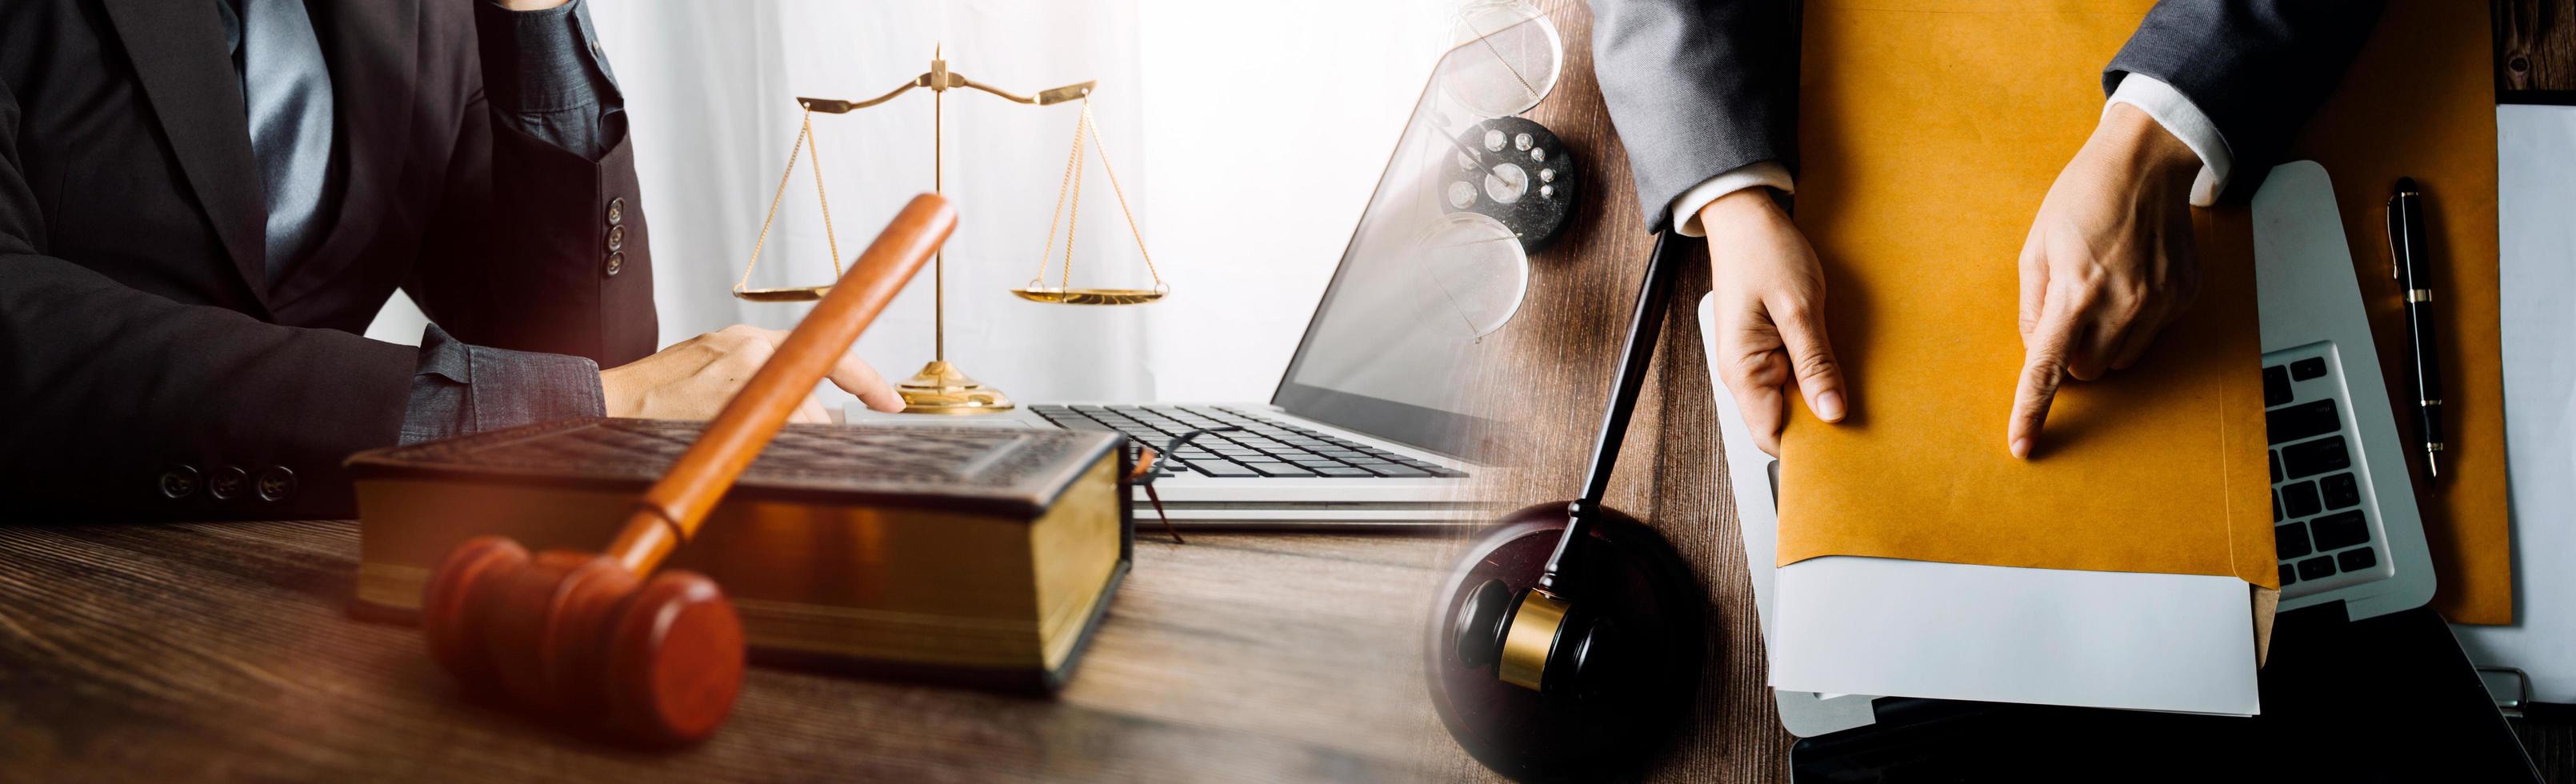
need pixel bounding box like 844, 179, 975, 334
1710, 161, 2442, 737
853, 42, 1525, 529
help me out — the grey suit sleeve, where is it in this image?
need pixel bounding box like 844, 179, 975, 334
1589, 0, 1798, 232
2105, 1, 2385, 194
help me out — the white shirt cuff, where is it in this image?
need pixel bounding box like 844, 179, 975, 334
1670, 161, 1795, 237
2106, 74, 2233, 206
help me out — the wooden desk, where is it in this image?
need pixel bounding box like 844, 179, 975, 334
0, 519, 1480, 781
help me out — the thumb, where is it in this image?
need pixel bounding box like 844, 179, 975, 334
1770, 296, 1848, 423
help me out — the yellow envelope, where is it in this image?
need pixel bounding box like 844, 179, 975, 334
1777, 0, 2277, 590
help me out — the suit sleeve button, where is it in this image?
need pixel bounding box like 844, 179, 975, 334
606, 224, 625, 252
605, 251, 624, 277
606, 197, 625, 226
208, 466, 250, 501
158, 465, 201, 499
254, 466, 297, 503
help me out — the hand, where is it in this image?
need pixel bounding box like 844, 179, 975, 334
2007, 103, 2203, 458
1702, 187, 1847, 457
598, 324, 903, 423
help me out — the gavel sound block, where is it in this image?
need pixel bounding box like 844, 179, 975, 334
421, 194, 958, 744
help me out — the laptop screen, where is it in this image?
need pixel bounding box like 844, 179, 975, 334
1271, 34, 1544, 462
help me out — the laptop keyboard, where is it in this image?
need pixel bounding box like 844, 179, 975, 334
2263, 348, 2382, 594
1028, 404, 1467, 479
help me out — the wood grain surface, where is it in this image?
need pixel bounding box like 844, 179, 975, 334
0, 520, 1462, 782
2497, 0, 2576, 98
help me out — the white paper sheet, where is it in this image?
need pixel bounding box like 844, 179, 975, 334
1770, 556, 2262, 715
2452, 104, 2576, 704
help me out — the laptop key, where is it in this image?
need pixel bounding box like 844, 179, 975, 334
1193, 462, 1258, 478
2265, 399, 2341, 446
2297, 555, 2338, 581
2290, 357, 2326, 380
2318, 473, 2359, 510
2263, 365, 2292, 407
2270, 450, 2282, 483
1314, 466, 1374, 477
2279, 563, 2297, 586
2281, 481, 2322, 518
2275, 522, 2312, 559
1241, 462, 1314, 477
2337, 546, 2376, 573
1366, 465, 1432, 477
2309, 510, 2370, 550
2280, 436, 2351, 479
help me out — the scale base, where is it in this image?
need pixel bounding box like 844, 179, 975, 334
895, 360, 1015, 414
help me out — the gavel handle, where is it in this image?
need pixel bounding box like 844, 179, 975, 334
602, 194, 958, 575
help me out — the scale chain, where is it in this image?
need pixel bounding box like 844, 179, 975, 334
1080, 101, 1163, 290
1031, 99, 1086, 287
738, 111, 810, 292
737, 110, 844, 293
809, 112, 842, 277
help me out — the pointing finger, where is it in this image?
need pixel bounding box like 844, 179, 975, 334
828, 352, 905, 413
2009, 296, 2079, 459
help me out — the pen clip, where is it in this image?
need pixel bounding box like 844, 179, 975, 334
2384, 194, 2403, 281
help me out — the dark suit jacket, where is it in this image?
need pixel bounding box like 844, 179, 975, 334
1590, 0, 2386, 230
0, 0, 658, 518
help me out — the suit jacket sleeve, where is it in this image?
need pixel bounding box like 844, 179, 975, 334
0, 80, 421, 518
1589, 0, 1798, 232
2105, 0, 2386, 194
402, 7, 657, 376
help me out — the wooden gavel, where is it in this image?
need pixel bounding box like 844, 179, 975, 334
420, 194, 958, 744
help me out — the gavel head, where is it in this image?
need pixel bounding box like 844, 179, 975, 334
420, 536, 746, 744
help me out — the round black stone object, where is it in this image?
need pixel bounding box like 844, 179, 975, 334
1440, 116, 1580, 253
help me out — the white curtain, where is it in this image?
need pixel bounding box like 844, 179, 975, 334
373, 0, 1453, 408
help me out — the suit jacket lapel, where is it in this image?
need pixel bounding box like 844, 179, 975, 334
99, 0, 270, 312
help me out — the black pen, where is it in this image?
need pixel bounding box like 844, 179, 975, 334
2386, 178, 2443, 482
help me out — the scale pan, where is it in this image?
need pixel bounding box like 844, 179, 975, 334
733, 286, 831, 302
1010, 286, 1164, 306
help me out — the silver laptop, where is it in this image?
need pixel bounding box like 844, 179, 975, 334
1709, 160, 2439, 736
854, 44, 1532, 529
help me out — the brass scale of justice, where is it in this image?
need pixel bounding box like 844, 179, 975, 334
732, 47, 1164, 414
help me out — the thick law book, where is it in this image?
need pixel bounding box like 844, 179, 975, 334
345, 418, 1130, 692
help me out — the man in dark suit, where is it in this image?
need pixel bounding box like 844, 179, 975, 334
0, 0, 902, 519
1589, 0, 2382, 457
